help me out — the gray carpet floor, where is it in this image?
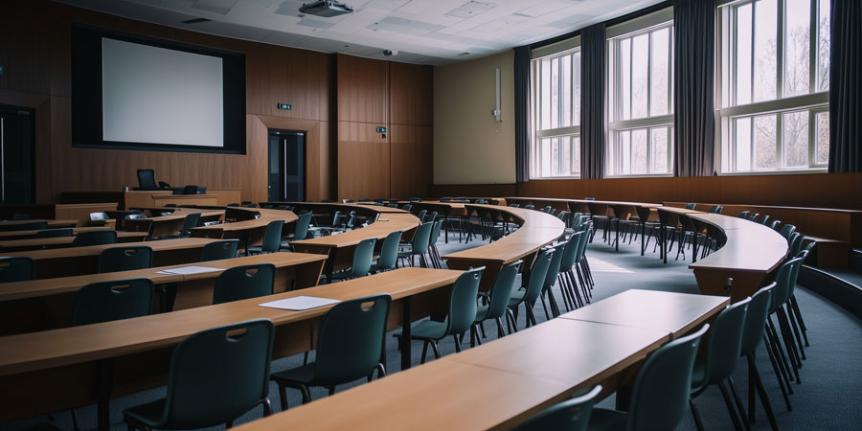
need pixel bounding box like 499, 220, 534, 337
6, 227, 862, 430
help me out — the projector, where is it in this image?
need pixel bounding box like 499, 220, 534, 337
299, 0, 354, 17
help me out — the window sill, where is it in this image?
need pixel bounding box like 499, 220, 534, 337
603, 173, 675, 179
718, 169, 829, 177
528, 176, 582, 181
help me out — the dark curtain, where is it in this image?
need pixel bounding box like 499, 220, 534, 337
580, 24, 606, 179
673, 0, 715, 177
829, 0, 862, 172
514, 45, 531, 182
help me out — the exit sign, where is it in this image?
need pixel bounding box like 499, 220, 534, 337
277, 103, 292, 111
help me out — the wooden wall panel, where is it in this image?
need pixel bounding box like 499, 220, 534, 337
389, 62, 433, 126
337, 122, 390, 199
336, 55, 387, 125
390, 125, 432, 199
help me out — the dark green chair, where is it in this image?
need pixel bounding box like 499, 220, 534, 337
271, 295, 391, 408
212, 264, 275, 304
282, 212, 312, 250
201, 239, 240, 261
558, 231, 587, 310
72, 279, 154, 325
778, 223, 796, 240
508, 248, 554, 329
689, 298, 752, 431
371, 230, 402, 273
740, 283, 781, 429
179, 213, 201, 237
72, 230, 118, 247
587, 324, 710, 431
399, 221, 433, 267
474, 260, 521, 340
97, 246, 153, 273
247, 220, 284, 254
516, 385, 602, 431
402, 267, 484, 362
540, 243, 566, 319
34, 228, 74, 238
0, 256, 33, 282
123, 319, 275, 430
330, 238, 377, 282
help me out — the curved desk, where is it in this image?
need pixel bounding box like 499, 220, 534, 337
0, 231, 149, 252
189, 208, 298, 250
659, 207, 789, 301
444, 204, 566, 291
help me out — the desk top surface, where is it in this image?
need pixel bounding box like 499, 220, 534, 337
3, 238, 221, 260
507, 196, 662, 208
292, 213, 420, 248
0, 231, 148, 250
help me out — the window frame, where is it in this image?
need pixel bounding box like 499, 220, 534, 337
716, 0, 830, 174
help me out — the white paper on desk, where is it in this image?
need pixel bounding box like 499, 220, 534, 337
259, 296, 340, 311
156, 266, 223, 275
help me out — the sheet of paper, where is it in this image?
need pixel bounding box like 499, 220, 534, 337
259, 296, 340, 311
156, 266, 223, 275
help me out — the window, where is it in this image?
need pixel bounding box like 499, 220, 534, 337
718, 0, 830, 173
530, 48, 581, 178
607, 21, 675, 176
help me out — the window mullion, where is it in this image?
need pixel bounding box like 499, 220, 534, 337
777, 0, 785, 97
808, 0, 817, 93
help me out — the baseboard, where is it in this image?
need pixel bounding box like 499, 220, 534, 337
799, 265, 862, 319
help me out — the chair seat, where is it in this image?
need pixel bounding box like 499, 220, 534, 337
123, 398, 167, 428
586, 408, 628, 431
508, 289, 526, 306
409, 319, 448, 340
271, 363, 315, 385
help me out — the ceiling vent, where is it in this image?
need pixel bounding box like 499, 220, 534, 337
299, 0, 354, 18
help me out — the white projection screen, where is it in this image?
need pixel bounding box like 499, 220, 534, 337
101, 37, 224, 148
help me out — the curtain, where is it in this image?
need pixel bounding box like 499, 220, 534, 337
580, 24, 606, 179
514, 45, 531, 182
829, 0, 862, 172
673, 0, 715, 177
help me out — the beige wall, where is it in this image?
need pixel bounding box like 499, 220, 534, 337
433, 51, 516, 184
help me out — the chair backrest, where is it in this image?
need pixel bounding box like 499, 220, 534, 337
701, 298, 751, 384
97, 246, 153, 273
34, 228, 74, 238
161, 319, 274, 428
626, 324, 709, 431
72, 230, 118, 247
769, 219, 782, 230
484, 260, 522, 320
788, 232, 803, 255
260, 220, 285, 252
416, 209, 427, 223
558, 231, 584, 272
349, 238, 377, 277
72, 279, 154, 325
201, 239, 239, 261
331, 210, 344, 227
523, 248, 555, 304
294, 212, 312, 240
445, 267, 484, 335
427, 211, 439, 222
137, 169, 157, 189
515, 385, 601, 431
738, 210, 750, 219
312, 295, 392, 385
377, 231, 403, 271
345, 212, 358, 229
411, 222, 434, 253
772, 257, 802, 308
212, 264, 275, 304
779, 223, 797, 239
741, 283, 775, 355
401, 204, 413, 212
181, 213, 202, 233
543, 243, 565, 290
709, 205, 723, 214
429, 220, 444, 246
685, 203, 697, 210
0, 256, 33, 282
759, 214, 770, 225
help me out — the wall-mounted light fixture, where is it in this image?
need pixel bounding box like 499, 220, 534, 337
491, 67, 502, 122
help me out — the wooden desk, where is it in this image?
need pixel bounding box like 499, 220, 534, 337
0, 231, 148, 252
124, 210, 225, 239
0, 226, 128, 241
444, 204, 566, 292
234, 289, 725, 431
3, 238, 222, 278
659, 207, 789, 301
0, 252, 326, 334
560, 289, 729, 338
190, 209, 298, 250
0, 219, 78, 230
0, 268, 461, 429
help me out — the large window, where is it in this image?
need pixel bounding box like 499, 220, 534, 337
718, 0, 830, 173
607, 21, 675, 176
530, 48, 582, 178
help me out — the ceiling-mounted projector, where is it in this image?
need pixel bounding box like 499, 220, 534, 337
299, 0, 354, 17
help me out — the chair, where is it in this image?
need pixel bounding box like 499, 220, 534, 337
738, 211, 751, 219
540, 243, 566, 319
97, 246, 153, 273
739, 284, 781, 429
508, 248, 554, 329
271, 295, 391, 408
329, 238, 377, 282
0, 256, 33, 282
399, 221, 433, 267
588, 324, 709, 431
689, 298, 752, 431
557, 231, 587, 310
212, 264, 275, 304
72, 279, 154, 325
685, 203, 698, 210
72, 230, 118, 247
34, 228, 73, 238
416, 209, 427, 224
779, 224, 797, 240
247, 220, 284, 254
427, 220, 445, 268
123, 320, 275, 430
136, 168, 157, 190
371, 231, 402, 273
179, 213, 201, 237
282, 212, 312, 250
516, 385, 602, 431
402, 267, 484, 362
201, 239, 240, 261
474, 260, 521, 340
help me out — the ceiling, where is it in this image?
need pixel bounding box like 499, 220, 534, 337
54, 0, 665, 65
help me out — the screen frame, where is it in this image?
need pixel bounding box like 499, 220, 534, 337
71, 25, 246, 155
